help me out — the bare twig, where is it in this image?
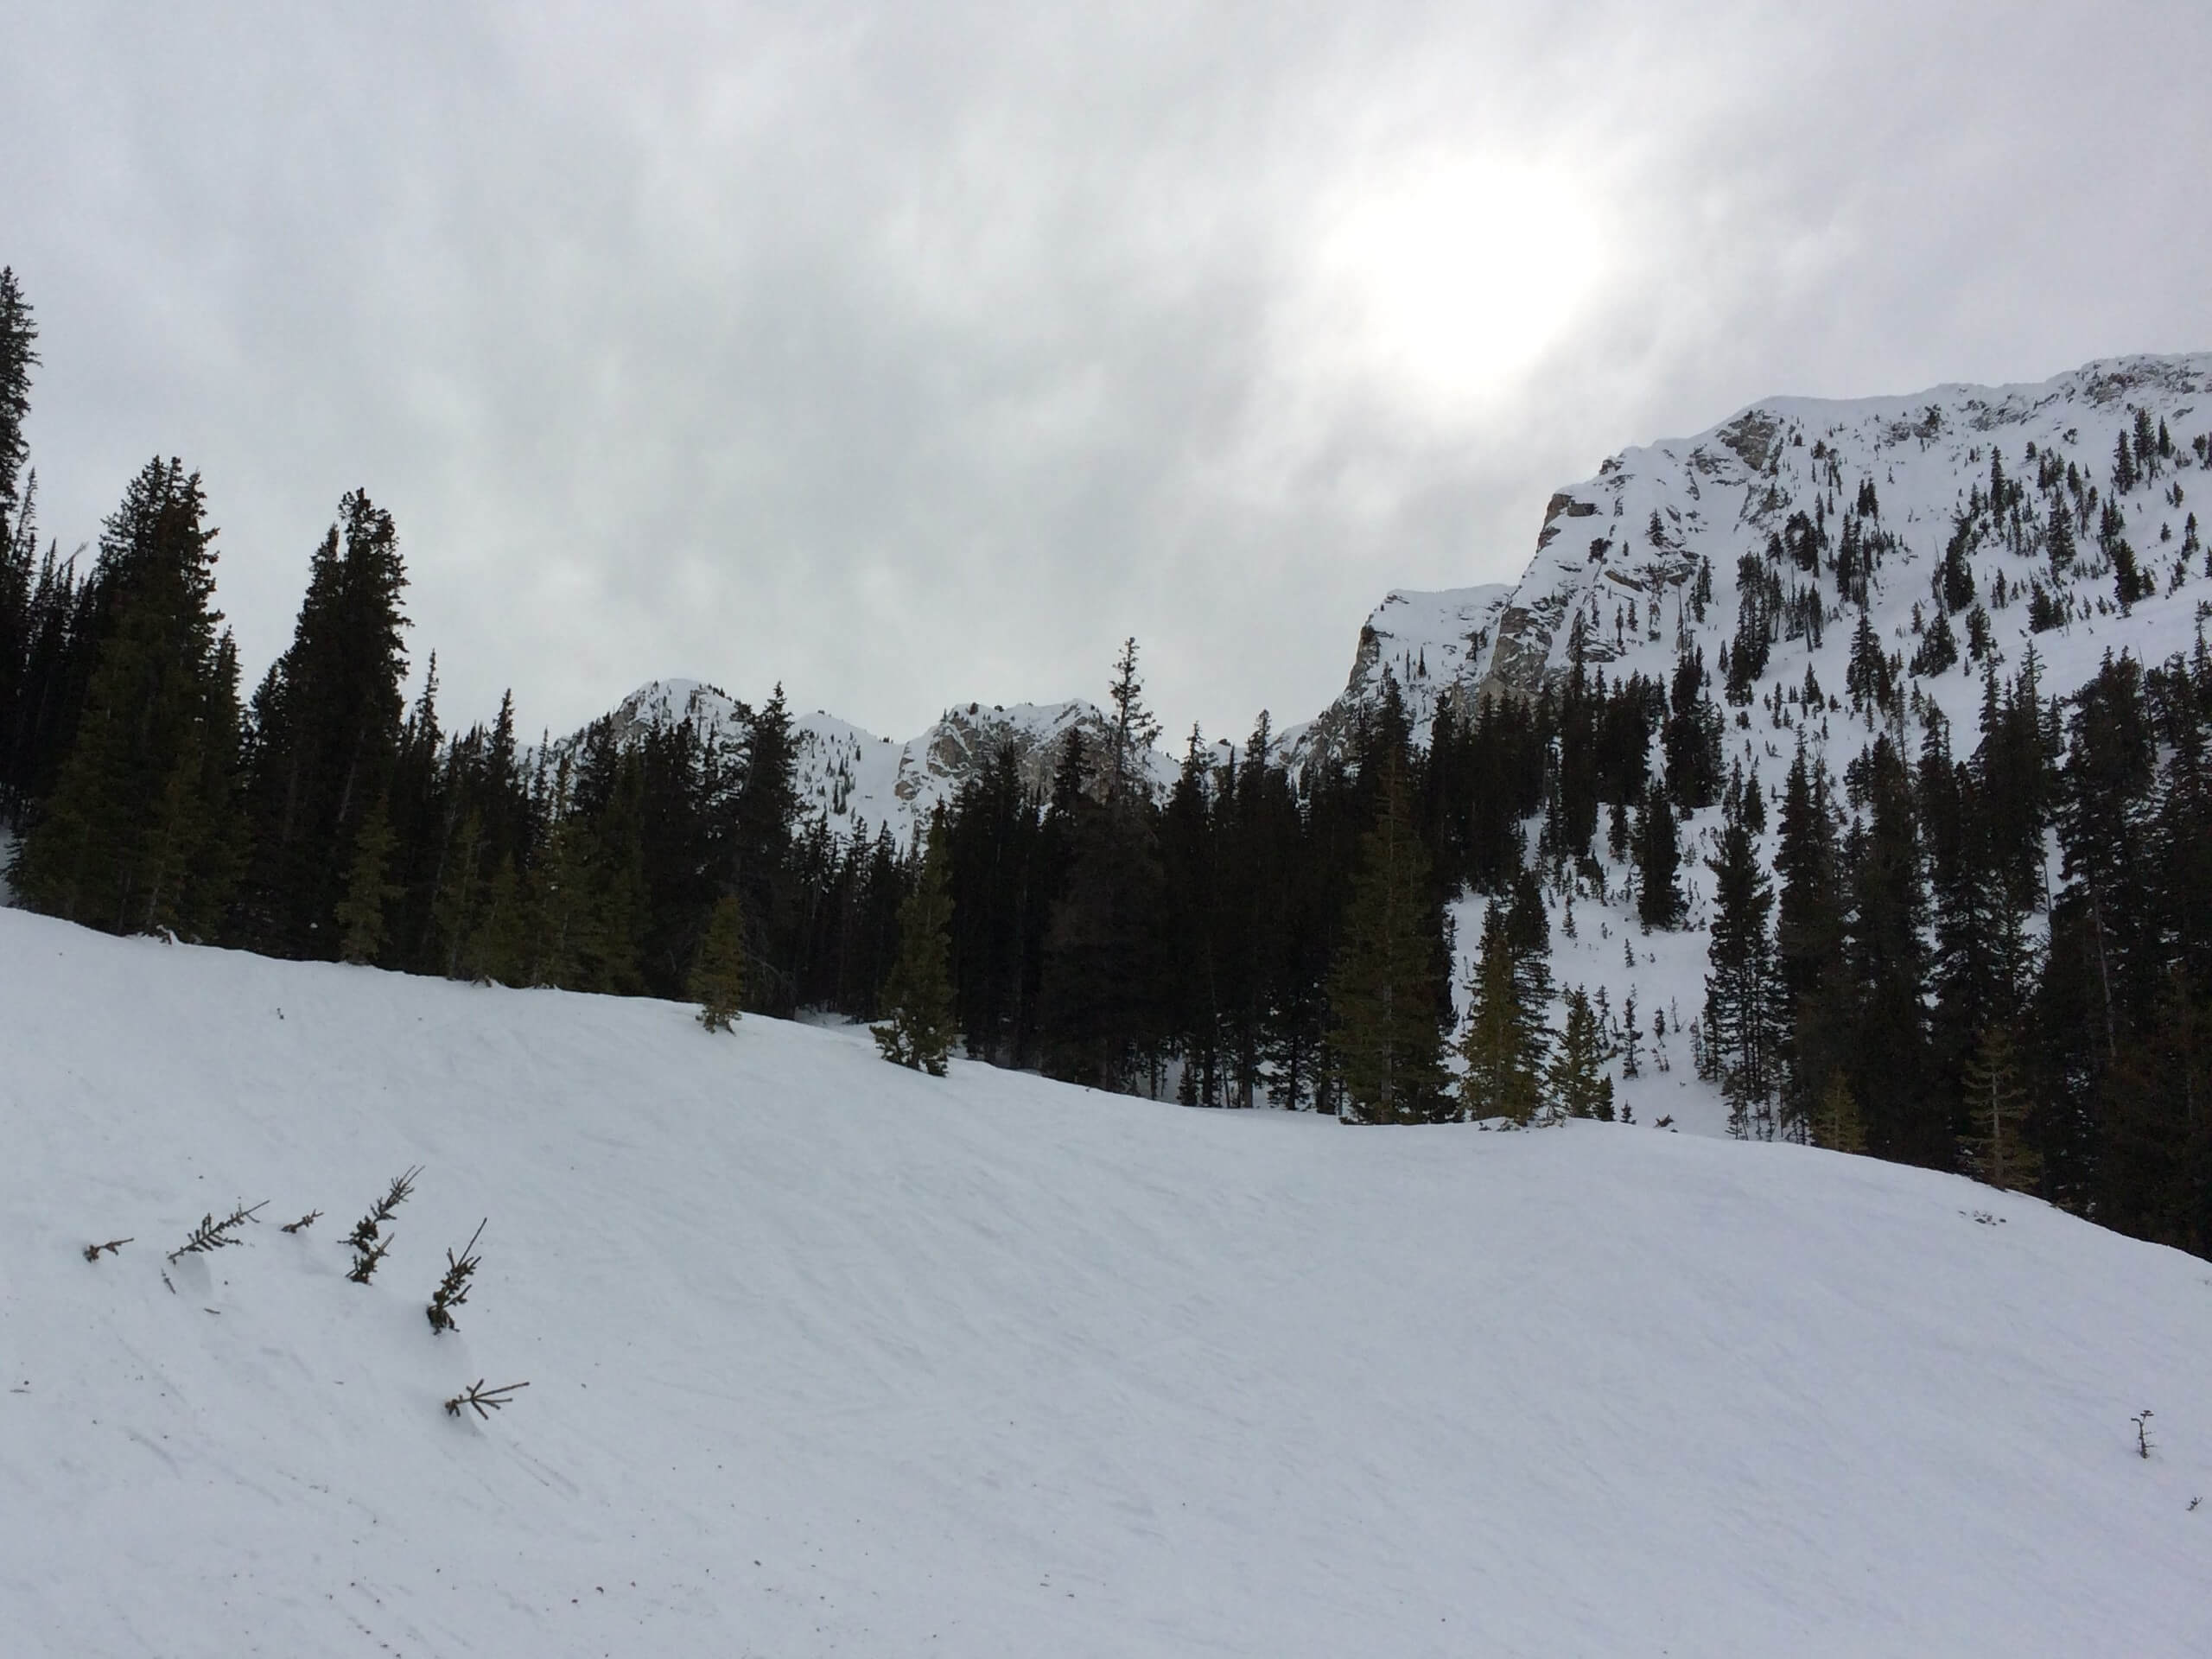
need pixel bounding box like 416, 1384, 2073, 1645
443, 1378, 530, 1420
83, 1237, 133, 1262
280, 1211, 321, 1235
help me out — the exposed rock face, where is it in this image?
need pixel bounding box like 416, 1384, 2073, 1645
1281, 585, 1511, 776
1469, 351, 2212, 710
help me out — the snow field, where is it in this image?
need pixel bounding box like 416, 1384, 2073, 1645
3, 906, 2209, 1656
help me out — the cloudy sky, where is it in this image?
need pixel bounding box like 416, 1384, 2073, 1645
3, 2, 2207, 744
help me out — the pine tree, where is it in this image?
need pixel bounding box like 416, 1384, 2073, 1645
10, 460, 243, 933
1326, 751, 1448, 1123
690, 891, 747, 1032
1961, 1023, 2038, 1192
238, 490, 410, 956
1632, 781, 1684, 930
0, 268, 37, 534
1704, 777, 1784, 1138
874, 815, 958, 1075
1548, 986, 1614, 1119
333, 793, 400, 964
1458, 901, 1548, 1124
1810, 1070, 1866, 1154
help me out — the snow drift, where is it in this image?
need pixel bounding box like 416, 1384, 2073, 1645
2, 906, 2208, 1656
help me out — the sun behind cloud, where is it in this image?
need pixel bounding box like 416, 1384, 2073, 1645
1299, 152, 1609, 423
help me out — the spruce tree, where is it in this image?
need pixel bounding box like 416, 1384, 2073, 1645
1704, 775, 1784, 1138
238, 490, 410, 956
874, 814, 957, 1075
1326, 750, 1447, 1123
1458, 900, 1547, 1124
1548, 987, 1614, 1120
333, 793, 400, 964
690, 891, 747, 1032
0, 268, 37, 535
1961, 1023, 2038, 1192
10, 460, 243, 934
1632, 781, 1684, 930
1811, 1070, 1866, 1154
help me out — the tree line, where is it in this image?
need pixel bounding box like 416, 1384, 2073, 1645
3, 264, 2206, 1262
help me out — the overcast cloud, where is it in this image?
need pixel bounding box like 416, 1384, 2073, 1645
3, 1, 2207, 744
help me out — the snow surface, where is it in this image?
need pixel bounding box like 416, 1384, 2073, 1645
5, 906, 2211, 1656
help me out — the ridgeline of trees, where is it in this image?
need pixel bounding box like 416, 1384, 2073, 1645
2, 267, 2207, 1262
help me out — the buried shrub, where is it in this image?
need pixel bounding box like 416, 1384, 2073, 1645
168, 1200, 267, 1263
426, 1220, 487, 1334
444, 1378, 530, 1419
346, 1166, 421, 1283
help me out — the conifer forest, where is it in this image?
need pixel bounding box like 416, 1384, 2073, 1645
4, 265, 2209, 1263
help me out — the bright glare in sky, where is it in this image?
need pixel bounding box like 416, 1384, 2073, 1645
1309, 156, 1606, 420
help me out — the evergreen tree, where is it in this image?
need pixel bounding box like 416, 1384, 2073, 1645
690, 891, 748, 1032
1632, 781, 1684, 930
0, 267, 35, 531
874, 814, 958, 1075
1846, 734, 1936, 1162
1961, 1023, 2038, 1192
1776, 745, 1849, 1131
10, 460, 242, 934
1326, 750, 1448, 1123
1704, 776, 1784, 1138
1548, 986, 1615, 1119
1458, 900, 1547, 1124
333, 793, 400, 964
237, 490, 410, 957
1811, 1070, 1866, 1154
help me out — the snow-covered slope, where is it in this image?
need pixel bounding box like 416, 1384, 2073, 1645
1472, 353, 2212, 726
593, 678, 1176, 846
4, 907, 2209, 1657
1280, 583, 1513, 773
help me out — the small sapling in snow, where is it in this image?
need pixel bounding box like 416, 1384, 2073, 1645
426, 1220, 487, 1334
168, 1200, 267, 1263
345, 1166, 421, 1283
83, 1237, 132, 1262
2133, 1409, 2155, 1459
444, 1378, 530, 1419
280, 1210, 321, 1234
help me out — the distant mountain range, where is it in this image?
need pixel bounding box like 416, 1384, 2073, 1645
584, 352, 2212, 842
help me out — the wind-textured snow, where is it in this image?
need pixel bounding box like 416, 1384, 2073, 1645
3, 906, 2209, 1656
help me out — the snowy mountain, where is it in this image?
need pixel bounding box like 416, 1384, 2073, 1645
1278, 582, 1513, 773
1471, 353, 2212, 727
583, 677, 1179, 848
6, 906, 2209, 1656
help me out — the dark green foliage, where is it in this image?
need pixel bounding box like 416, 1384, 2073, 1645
1458, 899, 1547, 1124
874, 814, 957, 1074
1705, 772, 1785, 1139
1327, 750, 1449, 1123
237, 491, 410, 957
690, 891, 748, 1032
0, 267, 35, 529
10, 460, 244, 935
1961, 1026, 2037, 1192
1632, 782, 1684, 931
334, 794, 400, 964
1549, 986, 1614, 1120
